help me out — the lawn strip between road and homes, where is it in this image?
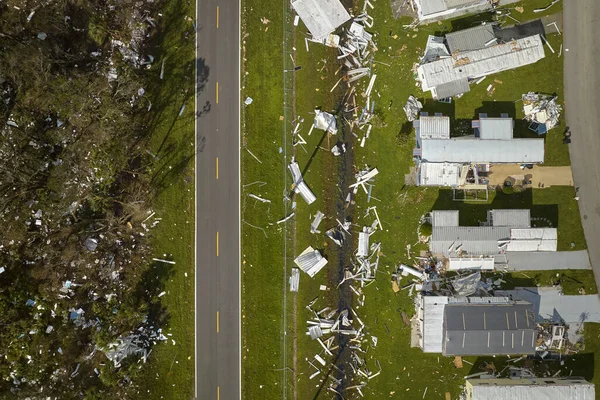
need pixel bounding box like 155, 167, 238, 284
133, 0, 196, 398
240, 0, 291, 398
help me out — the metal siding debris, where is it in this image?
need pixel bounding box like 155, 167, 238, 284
288, 159, 317, 204
294, 246, 328, 277
289, 268, 300, 292
310, 211, 325, 234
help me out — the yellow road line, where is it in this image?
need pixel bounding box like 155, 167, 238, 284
216, 6, 219, 29
217, 386, 220, 399
216, 157, 219, 179
216, 311, 220, 333
216, 82, 219, 104
216, 231, 219, 256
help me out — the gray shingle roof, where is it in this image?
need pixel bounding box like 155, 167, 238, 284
446, 23, 497, 54
443, 303, 536, 355
433, 78, 470, 99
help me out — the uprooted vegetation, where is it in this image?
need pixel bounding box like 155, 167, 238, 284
0, 1, 178, 398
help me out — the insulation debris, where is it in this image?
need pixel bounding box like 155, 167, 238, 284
313, 109, 338, 134
403, 95, 423, 122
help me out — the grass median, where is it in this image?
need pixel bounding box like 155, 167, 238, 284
133, 0, 196, 398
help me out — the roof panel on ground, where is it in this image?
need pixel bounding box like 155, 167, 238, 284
291, 0, 351, 40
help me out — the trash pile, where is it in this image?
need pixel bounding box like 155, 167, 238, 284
305, 303, 382, 396
522, 92, 562, 134
403, 95, 423, 122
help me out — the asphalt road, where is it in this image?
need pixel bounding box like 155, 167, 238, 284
195, 0, 240, 398
563, 0, 600, 289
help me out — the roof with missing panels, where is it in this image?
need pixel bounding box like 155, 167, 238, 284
291, 0, 351, 40
420, 137, 545, 163
418, 35, 545, 90
443, 302, 536, 355
446, 23, 497, 54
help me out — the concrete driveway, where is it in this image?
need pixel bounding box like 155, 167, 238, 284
487, 165, 574, 187
564, 0, 600, 289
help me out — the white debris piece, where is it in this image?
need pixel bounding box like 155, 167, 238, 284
313, 109, 338, 134
310, 211, 325, 234
294, 246, 328, 277
288, 158, 317, 204
289, 268, 300, 292
37, 32, 47, 40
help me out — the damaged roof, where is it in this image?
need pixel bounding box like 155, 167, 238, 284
432, 78, 470, 99
446, 23, 497, 54
291, 0, 351, 40
418, 35, 545, 91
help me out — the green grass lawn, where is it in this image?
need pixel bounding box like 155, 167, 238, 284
132, 0, 196, 398
240, 1, 292, 399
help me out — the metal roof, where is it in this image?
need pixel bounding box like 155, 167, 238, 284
490, 209, 531, 227
419, 116, 451, 139
420, 295, 448, 353
431, 226, 511, 256
443, 303, 536, 355
291, 0, 351, 40
418, 162, 460, 186
294, 246, 328, 277
446, 23, 497, 54
431, 210, 460, 227
419, 0, 447, 16
479, 118, 514, 140
467, 378, 595, 400
420, 137, 545, 163
501, 250, 591, 271
444, 0, 482, 7
448, 257, 495, 270
496, 286, 600, 325
506, 228, 557, 251
418, 35, 545, 91
432, 78, 470, 99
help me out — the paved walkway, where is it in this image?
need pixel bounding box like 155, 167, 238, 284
487, 165, 574, 187
564, 0, 600, 290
